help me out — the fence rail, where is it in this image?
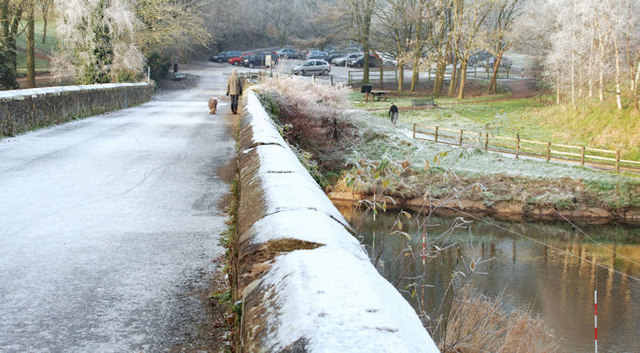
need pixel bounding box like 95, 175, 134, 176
412, 123, 640, 173
347, 66, 515, 86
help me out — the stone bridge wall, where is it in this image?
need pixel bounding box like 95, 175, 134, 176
0, 82, 154, 137
234, 91, 440, 353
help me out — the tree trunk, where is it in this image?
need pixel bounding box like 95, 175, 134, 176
363, 45, 370, 85
488, 52, 502, 94
26, 5, 35, 88
448, 56, 458, 97
433, 56, 446, 96
397, 59, 404, 92
612, 34, 623, 110
634, 60, 640, 110
410, 59, 419, 91
457, 60, 468, 99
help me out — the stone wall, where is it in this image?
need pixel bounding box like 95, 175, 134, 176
0, 82, 154, 137
234, 91, 440, 353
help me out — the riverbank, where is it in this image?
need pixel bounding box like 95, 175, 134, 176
255, 76, 640, 226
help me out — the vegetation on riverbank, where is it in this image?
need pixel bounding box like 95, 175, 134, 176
256, 76, 640, 224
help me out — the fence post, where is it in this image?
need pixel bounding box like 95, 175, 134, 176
413, 123, 416, 139
428, 68, 431, 81
395, 68, 398, 87
348, 71, 351, 85
516, 134, 520, 159
380, 65, 384, 89
459, 129, 463, 146
331, 75, 334, 85
616, 151, 620, 172
474, 67, 477, 78
435, 126, 439, 143
484, 133, 489, 151
547, 142, 551, 162
507, 69, 510, 79
581, 146, 585, 166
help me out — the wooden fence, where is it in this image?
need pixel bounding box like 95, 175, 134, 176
347, 66, 515, 86
412, 123, 640, 173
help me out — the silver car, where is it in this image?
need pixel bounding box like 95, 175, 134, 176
292, 60, 331, 76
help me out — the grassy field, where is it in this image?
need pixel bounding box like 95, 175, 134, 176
351, 92, 640, 161
15, 20, 57, 72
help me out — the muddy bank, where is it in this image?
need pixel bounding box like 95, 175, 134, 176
329, 190, 640, 225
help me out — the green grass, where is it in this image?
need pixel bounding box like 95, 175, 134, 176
15, 20, 57, 71
355, 93, 640, 161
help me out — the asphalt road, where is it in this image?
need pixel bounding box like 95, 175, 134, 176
0, 63, 235, 352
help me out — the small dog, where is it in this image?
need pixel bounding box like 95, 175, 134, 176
208, 98, 218, 114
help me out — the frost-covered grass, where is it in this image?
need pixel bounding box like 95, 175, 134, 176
343, 108, 638, 184
349, 91, 512, 110
362, 95, 640, 160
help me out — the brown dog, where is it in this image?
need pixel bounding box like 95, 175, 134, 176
208, 98, 218, 114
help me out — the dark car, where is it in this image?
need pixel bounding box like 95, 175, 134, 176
243, 52, 276, 68
277, 48, 298, 58
348, 54, 381, 68
210, 50, 242, 63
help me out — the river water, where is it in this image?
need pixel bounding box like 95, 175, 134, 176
339, 206, 640, 353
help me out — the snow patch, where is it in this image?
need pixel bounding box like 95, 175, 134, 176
0, 82, 150, 100
257, 247, 439, 353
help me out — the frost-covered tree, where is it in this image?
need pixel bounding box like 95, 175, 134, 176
54, 0, 145, 84
0, 0, 24, 89
527, 0, 640, 110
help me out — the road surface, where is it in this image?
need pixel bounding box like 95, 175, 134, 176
0, 63, 236, 352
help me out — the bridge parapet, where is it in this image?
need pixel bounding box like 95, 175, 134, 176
0, 82, 153, 137
234, 91, 440, 353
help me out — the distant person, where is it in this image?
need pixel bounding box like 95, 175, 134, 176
389, 102, 398, 126
226, 69, 243, 114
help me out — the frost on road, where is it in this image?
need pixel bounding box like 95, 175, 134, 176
0, 64, 234, 352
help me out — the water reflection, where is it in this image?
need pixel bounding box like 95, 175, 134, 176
339, 205, 640, 353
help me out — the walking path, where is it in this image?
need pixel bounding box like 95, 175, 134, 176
0, 62, 235, 352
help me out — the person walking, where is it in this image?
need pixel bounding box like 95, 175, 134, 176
389, 102, 399, 126
226, 69, 243, 114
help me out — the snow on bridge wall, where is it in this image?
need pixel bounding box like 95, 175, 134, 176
235, 91, 440, 353
0, 82, 154, 137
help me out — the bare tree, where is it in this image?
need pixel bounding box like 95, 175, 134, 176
451, 0, 494, 99
486, 0, 522, 94
344, 0, 377, 84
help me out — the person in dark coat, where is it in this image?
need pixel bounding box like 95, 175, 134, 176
226, 69, 243, 114
389, 102, 399, 126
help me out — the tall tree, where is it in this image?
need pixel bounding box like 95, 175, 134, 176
26, 0, 35, 87
451, 0, 494, 99
0, 0, 23, 89
486, 0, 521, 94
344, 0, 377, 84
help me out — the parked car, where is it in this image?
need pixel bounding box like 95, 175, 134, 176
209, 50, 242, 63
306, 50, 328, 60
292, 59, 331, 76
348, 54, 381, 68
332, 53, 360, 66
277, 48, 298, 58
243, 52, 276, 68
325, 52, 346, 63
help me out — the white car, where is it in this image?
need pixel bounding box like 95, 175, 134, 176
292, 60, 331, 76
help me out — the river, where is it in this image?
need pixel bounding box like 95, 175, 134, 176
339, 206, 640, 353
